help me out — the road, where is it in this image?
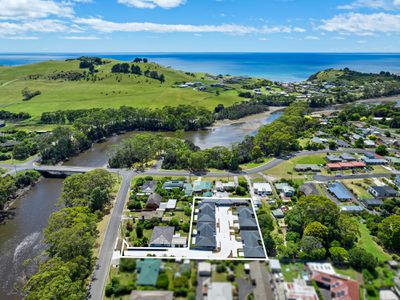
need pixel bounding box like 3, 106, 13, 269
88, 171, 133, 300
1, 147, 398, 299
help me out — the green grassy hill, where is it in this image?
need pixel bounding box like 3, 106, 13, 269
0, 58, 242, 117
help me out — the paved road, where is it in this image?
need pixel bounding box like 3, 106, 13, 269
249, 261, 274, 300
314, 172, 397, 182
88, 171, 133, 300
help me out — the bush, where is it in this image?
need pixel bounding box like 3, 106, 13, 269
156, 273, 169, 289
119, 258, 136, 272
105, 283, 113, 297
0, 153, 11, 161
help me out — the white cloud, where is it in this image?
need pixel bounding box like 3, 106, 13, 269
305, 35, 320, 40
319, 13, 400, 35
0, 0, 74, 20
75, 17, 306, 35
0, 19, 69, 37
117, 0, 186, 9
337, 0, 400, 10
61, 35, 99, 40
5, 36, 40, 40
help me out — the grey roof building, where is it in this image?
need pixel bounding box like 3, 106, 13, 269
149, 226, 174, 247
240, 230, 265, 258
368, 185, 398, 198
141, 181, 157, 194
196, 202, 216, 250
130, 291, 173, 300
237, 207, 258, 230
145, 193, 162, 210
300, 183, 321, 196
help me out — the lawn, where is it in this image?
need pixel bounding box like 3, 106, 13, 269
281, 262, 306, 282
240, 158, 273, 170
264, 154, 326, 179
0, 59, 242, 117
357, 222, 391, 262
342, 180, 373, 199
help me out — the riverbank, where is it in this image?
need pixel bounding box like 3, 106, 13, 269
212, 106, 286, 129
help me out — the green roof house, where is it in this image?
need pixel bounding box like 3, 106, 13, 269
193, 181, 212, 193
136, 259, 161, 286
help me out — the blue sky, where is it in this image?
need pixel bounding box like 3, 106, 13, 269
0, 0, 399, 52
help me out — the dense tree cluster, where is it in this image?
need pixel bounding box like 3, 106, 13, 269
254, 102, 309, 156
37, 127, 91, 165
0, 170, 40, 211
78, 56, 104, 72
47, 71, 85, 81
61, 169, 116, 212
0, 110, 31, 121
281, 196, 362, 262
215, 102, 269, 120
23, 170, 115, 299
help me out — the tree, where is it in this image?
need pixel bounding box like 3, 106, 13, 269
299, 236, 326, 260
329, 247, 349, 265
348, 247, 377, 271
337, 215, 360, 248
136, 225, 143, 239
189, 152, 206, 171
304, 221, 329, 243
23, 257, 86, 300
251, 145, 263, 160
375, 145, 389, 156
355, 138, 364, 148
119, 258, 136, 272
378, 215, 400, 251
156, 273, 170, 289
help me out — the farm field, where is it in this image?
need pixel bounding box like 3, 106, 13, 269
0, 59, 243, 118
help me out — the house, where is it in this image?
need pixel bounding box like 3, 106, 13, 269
295, 164, 321, 172
165, 199, 177, 210
237, 207, 258, 230
327, 182, 353, 201
240, 230, 265, 258
162, 181, 185, 190
386, 157, 400, 166
198, 262, 212, 276
130, 291, 173, 300
275, 182, 295, 197
193, 180, 212, 194
149, 226, 174, 247
253, 182, 272, 196
311, 137, 329, 144
136, 259, 161, 286
368, 185, 398, 198
284, 279, 319, 300
340, 205, 363, 214
300, 183, 321, 196
272, 209, 284, 219
362, 156, 388, 165
145, 193, 162, 210
207, 282, 233, 300
141, 181, 157, 194
361, 198, 384, 208
195, 202, 216, 250
327, 161, 366, 170
336, 139, 351, 148
184, 183, 193, 196
340, 153, 356, 161
364, 140, 376, 148
326, 155, 342, 163
311, 270, 360, 300
269, 259, 282, 273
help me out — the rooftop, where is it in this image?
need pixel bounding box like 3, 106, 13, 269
150, 226, 175, 246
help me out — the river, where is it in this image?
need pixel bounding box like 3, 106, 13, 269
0, 109, 283, 298
64, 109, 283, 167
0, 179, 64, 300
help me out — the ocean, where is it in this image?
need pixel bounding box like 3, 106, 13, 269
0, 52, 400, 82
